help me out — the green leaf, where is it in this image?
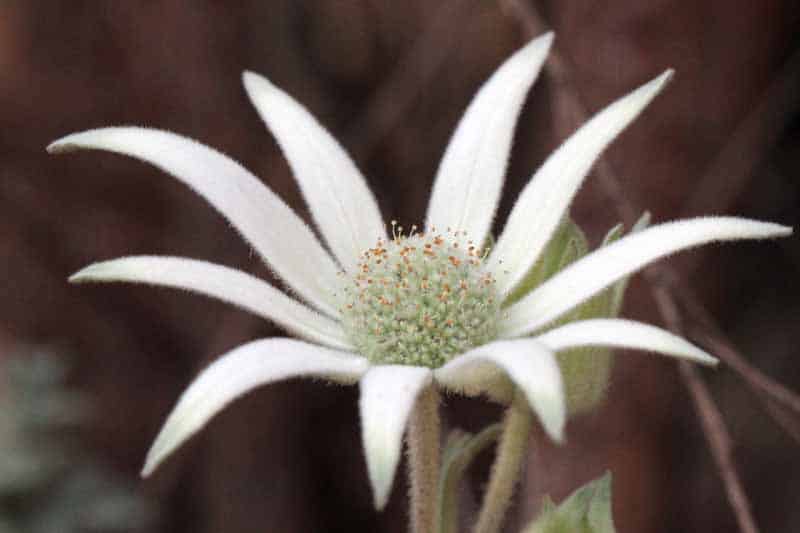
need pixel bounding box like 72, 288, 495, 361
437, 424, 502, 533
522, 472, 615, 533
0, 350, 157, 531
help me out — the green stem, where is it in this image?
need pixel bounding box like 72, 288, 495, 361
474, 395, 534, 533
407, 386, 441, 533
438, 424, 502, 533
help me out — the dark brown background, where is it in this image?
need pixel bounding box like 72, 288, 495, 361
1, 1, 798, 531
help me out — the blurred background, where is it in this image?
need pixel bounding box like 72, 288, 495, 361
1, 1, 799, 531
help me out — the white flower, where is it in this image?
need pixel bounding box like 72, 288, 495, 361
48, 32, 790, 510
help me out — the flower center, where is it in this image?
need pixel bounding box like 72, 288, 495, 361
339, 223, 500, 368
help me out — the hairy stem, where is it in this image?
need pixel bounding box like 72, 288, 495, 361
407, 386, 441, 533
474, 396, 533, 533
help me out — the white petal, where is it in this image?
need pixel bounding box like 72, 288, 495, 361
359, 365, 432, 509
534, 319, 717, 365
503, 217, 792, 337
70, 256, 350, 350
435, 340, 565, 442
243, 72, 386, 272
48, 127, 341, 316
142, 338, 368, 476
425, 32, 554, 245
489, 70, 674, 297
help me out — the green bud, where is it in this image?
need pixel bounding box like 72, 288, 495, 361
556, 222, 622, 415
523, 472, 616, 533
509, 213, 651, 415
504, 218, 588, 307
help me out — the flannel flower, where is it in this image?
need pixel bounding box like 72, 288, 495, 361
49, 33, 790, 509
